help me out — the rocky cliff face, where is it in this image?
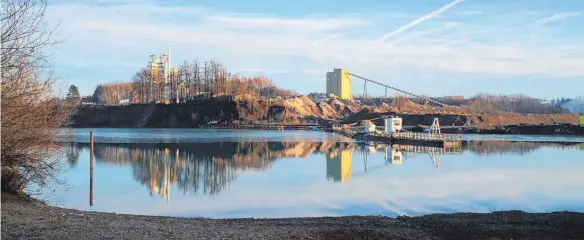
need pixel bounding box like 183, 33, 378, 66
72, 96, 582, 136
73, 98, 239, 128
72, 96, 363, 127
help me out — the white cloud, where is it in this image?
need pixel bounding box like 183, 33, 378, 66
447, 11, 584, 47
45, 1, 584, 94
204, 15, 369, 31
312, 34, 344, 46
71, 17, 584, 77
380, 0, 466, 41
532, 12, 583, 26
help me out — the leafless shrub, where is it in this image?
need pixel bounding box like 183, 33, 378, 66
1, 0, 73, 192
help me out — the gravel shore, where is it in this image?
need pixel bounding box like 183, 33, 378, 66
2, 193, 583, 239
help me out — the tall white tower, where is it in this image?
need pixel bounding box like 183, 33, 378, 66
164, 48, 171, 101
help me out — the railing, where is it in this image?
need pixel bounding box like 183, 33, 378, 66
197, 124, 315, 130
391, 131, 462, 142
391, 144, 463, 154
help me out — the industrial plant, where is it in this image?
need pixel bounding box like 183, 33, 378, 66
147, 48, 179, 102
326, 68, 353, 100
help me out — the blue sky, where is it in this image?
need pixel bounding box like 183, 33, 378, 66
45, 0, 584, 98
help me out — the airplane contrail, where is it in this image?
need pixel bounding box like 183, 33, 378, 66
380, 0, 466, 41
444, 11, 583, 46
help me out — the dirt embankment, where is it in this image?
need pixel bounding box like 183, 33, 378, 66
72, 96, 363, 127
467, 113, 579, 129
341, 107, 582, 135
73, 98, 240, 128
3, 193, 584, 240
72, 96, 582, 135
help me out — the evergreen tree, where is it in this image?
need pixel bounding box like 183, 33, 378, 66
66, 85, 80, 102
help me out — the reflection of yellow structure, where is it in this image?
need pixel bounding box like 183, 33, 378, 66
326, 68, 352, 100
326, 150, 353, 183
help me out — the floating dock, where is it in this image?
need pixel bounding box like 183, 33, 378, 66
356, 132, 461, 147
335, 116, 463, 147
198, 124, 325, 131
390, 131, 462, 147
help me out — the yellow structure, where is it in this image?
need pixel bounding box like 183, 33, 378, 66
326, 68, 352, 100
326, 150, 353, 183
580, 115, 584, 125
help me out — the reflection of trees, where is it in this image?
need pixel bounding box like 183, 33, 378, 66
465, 141, 581, 156
77, 141, 355, 199
65, 143, 80, 167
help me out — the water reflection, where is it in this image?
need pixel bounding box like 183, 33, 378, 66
65, 142, 81, 167
466, 141, 580, 156
326, 149, 353, 183
63, 140, 583, 202
68, 142, 356, 199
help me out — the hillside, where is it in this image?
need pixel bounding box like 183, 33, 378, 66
72, 95, 582, 135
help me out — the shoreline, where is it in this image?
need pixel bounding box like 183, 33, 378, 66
2, 193, 583, 239
66, 124, 584, 136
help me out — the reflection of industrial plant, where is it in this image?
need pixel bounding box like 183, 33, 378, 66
326, 150, 353, 183
63, 140, 583, 193
325, 143, 463, 184
390, 144, 464, 168
68, 141, 355, 200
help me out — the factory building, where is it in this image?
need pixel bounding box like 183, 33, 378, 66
148, 48, 179, 102
326, 68, 352, 100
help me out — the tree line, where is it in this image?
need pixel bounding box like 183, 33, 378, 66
80, 60, 298, 105
468, 93, 565, 114
131, 59, 298, 104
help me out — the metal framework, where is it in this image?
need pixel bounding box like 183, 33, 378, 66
429, 117, 441, 134
345, 72, 451, 107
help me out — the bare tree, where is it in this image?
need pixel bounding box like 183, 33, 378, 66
130, 57, 298, 102
1, 0, 74, 192
131, 68, 149, 103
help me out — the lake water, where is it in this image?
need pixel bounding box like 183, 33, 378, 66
38, 129, 584, 218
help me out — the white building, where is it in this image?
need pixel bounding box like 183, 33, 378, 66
384, 116, 403, 133
148, 48, 179, 102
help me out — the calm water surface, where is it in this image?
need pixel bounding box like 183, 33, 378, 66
39, 129, 584, 218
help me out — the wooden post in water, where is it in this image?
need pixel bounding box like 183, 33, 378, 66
90, 131, 94, 207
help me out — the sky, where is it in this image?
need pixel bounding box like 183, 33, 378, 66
45, 0, 584, 99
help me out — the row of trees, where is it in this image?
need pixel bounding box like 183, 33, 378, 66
92, 82, 133, 105
551, 97, 583, 107
468, 93, 565, 114
131, 59, 298, 104
81, 60, 299, 106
